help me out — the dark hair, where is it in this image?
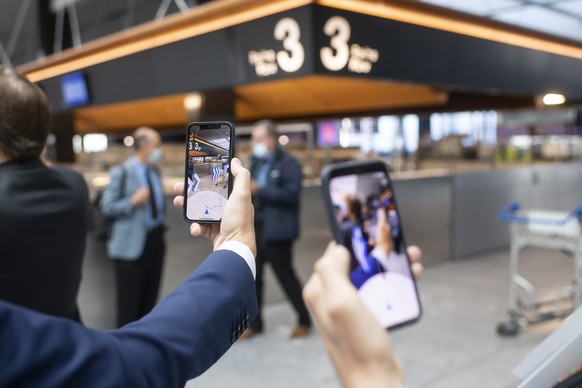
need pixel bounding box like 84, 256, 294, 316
0, 65, 50, 161
346, 196, 362, 220
253, 119, 278, 138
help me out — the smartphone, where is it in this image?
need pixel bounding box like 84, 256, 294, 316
321, 160, 421, 330
183, 121, 235, 223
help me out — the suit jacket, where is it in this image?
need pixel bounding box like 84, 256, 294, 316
100, 158, 162, 260
0, 249, 258, 387
251, 148, 302, 242
0, 158, 88, 320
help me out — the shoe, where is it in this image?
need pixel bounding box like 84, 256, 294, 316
290, 324, 312, 339
239, 327, 262, 340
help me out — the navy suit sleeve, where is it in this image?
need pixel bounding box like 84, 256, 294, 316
256, 155, 301, 206
0, 250, 257, 388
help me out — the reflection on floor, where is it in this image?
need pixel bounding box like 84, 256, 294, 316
78, 193, 574, 388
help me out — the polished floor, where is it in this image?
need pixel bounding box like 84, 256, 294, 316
78, 189, 576, 387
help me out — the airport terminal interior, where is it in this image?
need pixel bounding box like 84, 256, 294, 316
3, 0, 582, 386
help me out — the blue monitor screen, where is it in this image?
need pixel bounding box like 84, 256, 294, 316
60, 72, 89, 107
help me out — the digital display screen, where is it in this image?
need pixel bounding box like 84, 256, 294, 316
60, 72, 89, 107
329, 171, 420, 328
317, 120, 340, 147
185, 124, 232, 222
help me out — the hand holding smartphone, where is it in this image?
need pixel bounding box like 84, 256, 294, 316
321, 160, 422, 330
183, 121, 235, 223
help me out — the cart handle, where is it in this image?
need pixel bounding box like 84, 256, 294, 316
498, 201, 582, 225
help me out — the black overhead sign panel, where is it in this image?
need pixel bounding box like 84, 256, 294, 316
39, 4, 582, 112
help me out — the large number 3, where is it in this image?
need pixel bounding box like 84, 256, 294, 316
320, 16, 351, 71
274, 18, 305, 73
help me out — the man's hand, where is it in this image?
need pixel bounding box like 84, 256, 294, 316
303, 242, 424, 388
130, 187, 150, 206
375, 209, 391, 255
250, 180, 260, 195
173, 158, 256, 255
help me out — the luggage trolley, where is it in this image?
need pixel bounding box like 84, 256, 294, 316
497, 202, 582, 336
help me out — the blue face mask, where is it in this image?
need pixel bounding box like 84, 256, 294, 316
148, 148, 162, 165
252, 143, 269, 159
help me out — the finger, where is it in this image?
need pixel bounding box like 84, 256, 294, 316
190, 223, 202, 237
173, 195, 184, 209
407, 245, 422, 263
317, 242, 352, 287
411, 262, 424, 280
303, 271, 323, 312
407, 245, 423, 280
229, 158, 251, 198
173, 181, 184, 195
377, 207, 387, 223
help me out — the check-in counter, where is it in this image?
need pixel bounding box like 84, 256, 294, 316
390, 162, 582, 264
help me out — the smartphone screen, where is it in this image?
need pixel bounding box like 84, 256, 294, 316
323, 161, 421, 330
184, 121, 234, 223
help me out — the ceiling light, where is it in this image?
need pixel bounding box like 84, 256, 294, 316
183, 93, 203, 111
542, 93, 566, 105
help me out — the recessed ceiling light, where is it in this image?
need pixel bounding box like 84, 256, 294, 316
542, 93, 566, 105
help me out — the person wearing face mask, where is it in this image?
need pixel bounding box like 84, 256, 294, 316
243, 120, 312, 339
100, 127, 167, 327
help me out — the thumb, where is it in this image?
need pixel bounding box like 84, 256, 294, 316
229, 158, 250, 199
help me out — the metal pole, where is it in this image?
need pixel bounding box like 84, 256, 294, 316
155, 0, 173, 20
124, 0, 137, 28
0, 41, 13, 67
67, 3, 82, 48
6, 0, 33, 57
156, 0, 190, 20
174, 0, 190, 13
53, 8, 65, 53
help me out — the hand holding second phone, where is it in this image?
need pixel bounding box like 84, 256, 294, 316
173, 158, 256, 256
303, 243, 423, 388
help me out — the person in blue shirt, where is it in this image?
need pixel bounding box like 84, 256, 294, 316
101, 127, 167, 327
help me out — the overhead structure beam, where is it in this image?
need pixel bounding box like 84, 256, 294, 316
6, 0, 33, 58
19, 0, 582, 84
0, 41, 13, 67
53, 0, 82, 53
155, 0, 191, 20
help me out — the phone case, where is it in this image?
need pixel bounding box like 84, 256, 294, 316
183, 121, 235, 224
320, 159, 422, 330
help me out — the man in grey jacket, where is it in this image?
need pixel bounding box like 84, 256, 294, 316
101, 127, 166, 327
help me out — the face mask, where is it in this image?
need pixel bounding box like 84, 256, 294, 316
252, 143, 268, 159
148, 148, 162, 164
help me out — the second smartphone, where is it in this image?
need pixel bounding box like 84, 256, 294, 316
183, 121, 235, 223
321, 160, 422, 330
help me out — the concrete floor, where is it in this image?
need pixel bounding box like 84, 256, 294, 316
78, 189, 576, 387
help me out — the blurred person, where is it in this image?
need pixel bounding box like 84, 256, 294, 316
244, 119, 312, 339
0, 158, 258, 387
0, 65, 88, 321
100, 127, 167, 327
303, 242, 423, 388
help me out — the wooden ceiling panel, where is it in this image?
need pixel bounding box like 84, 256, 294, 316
72, 76, 448, 133
74, 94, 187, 133
235, 75, 448, 121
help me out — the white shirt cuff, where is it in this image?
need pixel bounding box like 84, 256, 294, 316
216, 241, 256, 280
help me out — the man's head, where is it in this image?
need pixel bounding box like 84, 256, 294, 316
345, 195, 362, 221
251, 119, 277, 159
0, 65, 50, 163
133, 127, 162, 165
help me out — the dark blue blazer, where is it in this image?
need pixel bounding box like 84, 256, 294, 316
0, 158, 88, 321
251, 148, 302, 242
0, 249, 257, 387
